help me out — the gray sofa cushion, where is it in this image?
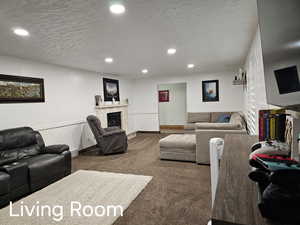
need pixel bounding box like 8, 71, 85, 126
187, 113, 211, 123
160, 150, 196, 162
184, 123, 196, 130
229, 112, 245, 129
195, 122, 242, 130
160, 147, 196, 155
159, 134, 196, 150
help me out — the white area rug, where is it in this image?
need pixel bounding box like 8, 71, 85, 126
0, 170, 152, 225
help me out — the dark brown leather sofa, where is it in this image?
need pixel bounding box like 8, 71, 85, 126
0, 127, 71, 208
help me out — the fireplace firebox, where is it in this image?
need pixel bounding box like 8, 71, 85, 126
107, 112, 122, 128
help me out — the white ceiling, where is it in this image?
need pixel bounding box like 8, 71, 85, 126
257, 0, 300, 64
0, 0, 258, 78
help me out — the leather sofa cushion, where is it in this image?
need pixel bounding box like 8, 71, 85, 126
20, 154, 65, 184
0, 172, 10, 195
0, 127, 36, 151
159, 134, 196, 150
187, 113, 211, 123
0, 144, 41, 163
0, 155, 18, 167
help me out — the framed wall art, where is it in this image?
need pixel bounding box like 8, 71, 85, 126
158, 90, 169, 102
0, 74, 45, 103
202, 80, 219, 102
103, 78, 120, 102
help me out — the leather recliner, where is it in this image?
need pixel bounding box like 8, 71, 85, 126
87, 115, 128, 155
0, 127, 71, 208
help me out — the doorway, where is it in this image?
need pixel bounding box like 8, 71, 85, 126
158, 82, 187, 133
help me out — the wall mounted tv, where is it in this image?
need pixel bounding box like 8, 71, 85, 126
257, 0, 300, 109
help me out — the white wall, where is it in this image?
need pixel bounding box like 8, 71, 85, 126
243, 28, 270, 134
0, 56, 133, 155
158, 83, 187, 125
131, 71, 244, 131
0, 56, 246, 140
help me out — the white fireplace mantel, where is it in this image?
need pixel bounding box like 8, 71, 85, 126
96, 104, 128, 109
95, 104, 129, 134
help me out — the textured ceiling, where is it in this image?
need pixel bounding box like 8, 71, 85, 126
0, 0, 258, 78
257, 0, 300, 63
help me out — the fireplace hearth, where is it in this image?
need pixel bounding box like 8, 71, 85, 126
107, 112, 122, 128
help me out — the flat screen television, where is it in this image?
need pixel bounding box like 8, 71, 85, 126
257, 0, 300, 109
274, 66, 300, 95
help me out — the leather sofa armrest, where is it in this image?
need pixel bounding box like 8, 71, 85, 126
44, 145, 70, 154
104, 126, 120, 132
103, 129, 125, 137
43, 145, 71, 175
0, 171, 10, 196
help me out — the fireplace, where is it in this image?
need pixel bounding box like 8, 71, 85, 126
95, 104, 128, 134
107, 112, 122, 128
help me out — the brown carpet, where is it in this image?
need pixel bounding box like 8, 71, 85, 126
73, 133, 211, 225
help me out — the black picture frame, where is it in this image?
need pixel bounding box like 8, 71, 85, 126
202, 80, 219, 102
103, 78, 120, 101
0, 74, 45, 103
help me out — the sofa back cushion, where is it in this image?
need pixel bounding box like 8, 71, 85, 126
187, 113, 211, 123
0, 144, 42, 163
0, 127, 37, 151
216, 114, 231, 123
210, 112, 233, 122
0, 127, 43, 164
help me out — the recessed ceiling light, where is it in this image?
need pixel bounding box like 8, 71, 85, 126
105, 57, 114, 63
110, 3, 126, 14
167, 48, 177, 55
13, 28, 29, 37
187, 64, 195, 69
142, 69, 148, 74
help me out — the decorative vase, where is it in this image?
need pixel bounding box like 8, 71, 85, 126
95, 95, 101, 106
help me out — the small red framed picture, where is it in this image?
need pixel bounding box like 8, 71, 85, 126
159, 90, 169, 102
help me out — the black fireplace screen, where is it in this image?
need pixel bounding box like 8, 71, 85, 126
107, 112, 122, 128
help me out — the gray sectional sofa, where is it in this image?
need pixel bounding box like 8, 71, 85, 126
195, 112, 247, 164
160, 112, 247, 164
184, 112, 238, 133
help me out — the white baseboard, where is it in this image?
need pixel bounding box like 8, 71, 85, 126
127, 132, 137, 140
71, 149, 79, 158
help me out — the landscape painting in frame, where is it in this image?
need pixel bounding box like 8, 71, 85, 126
103, 78, 120, 101
202, 80, 219, 102
159, 90, 169, 102
0, 74, 45, 103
